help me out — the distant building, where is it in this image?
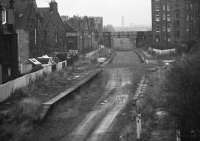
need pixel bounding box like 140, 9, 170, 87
103, 25, 115, 32
136, 31, 153, 48
93, 17, 103, 44
66, 16, 91, 53
151, 0, 174, 49
114, 25, 151, 32
37, 0, 67, 56
103, 32, 112, 48
66, 16, 103, 53
152, 0, 200, 49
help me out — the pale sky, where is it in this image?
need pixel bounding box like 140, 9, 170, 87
36, 0, 152, 27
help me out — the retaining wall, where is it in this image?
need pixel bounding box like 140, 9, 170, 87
0, 61, 67, 102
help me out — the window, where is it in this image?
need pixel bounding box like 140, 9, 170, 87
163, 5, 165, 11
176, 31, 180, 38
176, 10, 180, 18
163, 14, 166, 20
155, 6, 160, 12
156, 25, 160, 32
163, 26, 166, 32
190, 4, 193, 9
8, 68, 11, 77
167, 17, 171, 22
156, 30, 160, 33
2, 8, 7, 24
156, 37, 160, 42
186, 15, 190, 21
155, 17, 160, 22
163, 35, 166, 40
167, 27, 171, 32
176, 20, 180, 27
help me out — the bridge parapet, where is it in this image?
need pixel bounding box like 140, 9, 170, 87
111, 31, 137, 38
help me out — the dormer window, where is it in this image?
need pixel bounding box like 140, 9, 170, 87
2, 8, 7, 24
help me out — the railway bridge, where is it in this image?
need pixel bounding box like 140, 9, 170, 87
103, 31, 137, 50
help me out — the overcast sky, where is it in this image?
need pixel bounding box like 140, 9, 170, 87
36, 0, 151, 27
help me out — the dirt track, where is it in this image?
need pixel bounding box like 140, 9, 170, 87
61, 49, 144, 141
29, 38, 145, 141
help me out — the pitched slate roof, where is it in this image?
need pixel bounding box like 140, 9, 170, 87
64, 22, 75, 32
37, 7, 63, 29
37, 7, 74, 33
1, 0, 74, 32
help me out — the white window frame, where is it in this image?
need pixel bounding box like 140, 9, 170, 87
2, 9, 7, 24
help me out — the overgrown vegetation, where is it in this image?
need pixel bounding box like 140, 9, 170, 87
139, 71, 175, 141
0, 96, 42, 141
0, 58, 98, 141
164, 48, 200, 141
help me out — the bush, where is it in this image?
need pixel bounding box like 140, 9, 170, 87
0, 97, 42, 141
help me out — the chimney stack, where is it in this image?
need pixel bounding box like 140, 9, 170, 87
7, 0, 15, 25
49, 0, 58, 13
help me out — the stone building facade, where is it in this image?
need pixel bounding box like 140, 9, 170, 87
1, 0, 68, 73
0, 0, 19, 83
103, 32, 112, 48
37, 0, 67, 56
152, 0, 175, 49
152, 0, 200, 49
136, 31, 153, 48
66, 16, 103, 53
93, 17, 103, 44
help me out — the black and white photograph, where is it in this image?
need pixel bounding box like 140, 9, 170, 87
0, 0, 200, 141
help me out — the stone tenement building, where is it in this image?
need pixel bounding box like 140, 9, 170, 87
93, 17, 103, 44
152, 0, 200, 49
65, 16, 103, 53
1, 0, 71, 73
37, 0, 68, 56
0, 0, 19, 83
1, 0, 38, 72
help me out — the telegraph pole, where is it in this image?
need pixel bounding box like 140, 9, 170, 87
136, 113, 142, 140
136, 100, 142, 141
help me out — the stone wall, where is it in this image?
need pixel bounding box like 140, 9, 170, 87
17, 29, 30, 73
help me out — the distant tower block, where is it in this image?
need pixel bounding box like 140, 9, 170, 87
121, 16, 125, 27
